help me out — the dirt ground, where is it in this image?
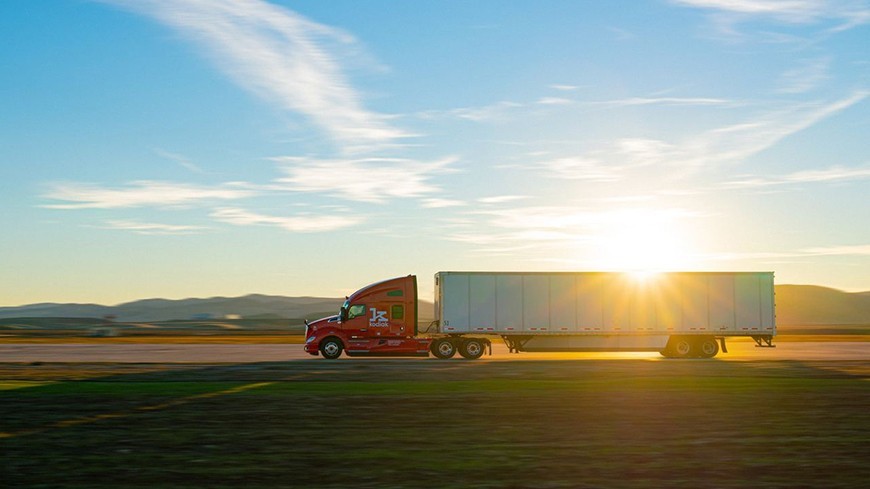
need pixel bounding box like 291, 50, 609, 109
2, 355, 868, 488
0, 338, 867, 363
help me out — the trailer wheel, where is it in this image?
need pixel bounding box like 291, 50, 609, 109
459, 339, 485, 360
319, 337, 344, 360
431, 338, 457, 359
697, 337, 719, 358
671, 337, 693, 359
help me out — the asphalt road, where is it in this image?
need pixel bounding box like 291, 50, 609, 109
0, 340, 866, 363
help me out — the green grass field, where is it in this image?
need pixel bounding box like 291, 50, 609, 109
2, 360, 868, 488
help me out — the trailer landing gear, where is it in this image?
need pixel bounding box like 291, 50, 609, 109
502, 335, 533, 353
752, 335, 776, 348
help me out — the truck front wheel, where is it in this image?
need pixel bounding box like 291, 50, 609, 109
319, 338, 344, 360
431, 338, 457, 359
459, 339, 485, 360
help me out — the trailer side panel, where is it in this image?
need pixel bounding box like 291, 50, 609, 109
436, 271, 775, 338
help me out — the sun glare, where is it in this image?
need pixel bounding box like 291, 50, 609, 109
593, 209, 697, 273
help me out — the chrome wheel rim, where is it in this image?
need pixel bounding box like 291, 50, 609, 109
701, 341, 716, 355
323, 342, 340, 356
676, 341, 691, 356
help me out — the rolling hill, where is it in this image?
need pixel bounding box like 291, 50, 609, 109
774, 285, 870, 325
0, 295, 343, 323
0, 285, 866, 326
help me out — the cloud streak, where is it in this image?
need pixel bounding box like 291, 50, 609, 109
535, 91, 868, 181
703, 91, 868, 164
726, 164, 870, 188
777, 57, 830, 94
705, 244, 870, 262
448, 206, 700, 255
103, 220, 207, 235
801, 244, 870, 256
418, 95, 734, 123
106, 0, 407, 152
416, 101, 522, 122
672, 0, 870, 30
43, 181, 254, 209
212, 207, 358, 233
273, 156, 457, 203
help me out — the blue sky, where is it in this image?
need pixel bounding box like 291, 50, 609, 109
1, 0, 868, 305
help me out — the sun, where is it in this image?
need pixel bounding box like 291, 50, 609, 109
592, 209, 698, 273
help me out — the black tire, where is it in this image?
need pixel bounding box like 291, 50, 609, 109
319, 337, 343, 360
670, 337, 693, 359
697, 337, 720, 358
431, 338, 457, 359
459, 339, 485, 360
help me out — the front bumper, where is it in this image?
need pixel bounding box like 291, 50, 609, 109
303, 336, 319, 355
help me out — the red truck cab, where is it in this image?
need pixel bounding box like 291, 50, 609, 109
304, 275, 431, 358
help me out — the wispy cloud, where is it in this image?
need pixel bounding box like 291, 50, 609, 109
590, 97, 735, 108
726, 164, 870, 188
534, 155, 623, 182
446, 206, 591, 252
705, 244, 870, 262
153, 148, 206, 174
477, 195, 530, 204
211, 207, 358, 233
416, 101, 522, 122
103, 220, 206, 235
536, 97, 574, 106
420, 95, 734, 122
106, 0, 407, 152
534, 138, 682, 181
273, 156, 457, 203
801, 244, 870, 256
606, 26, 636, 41
673, 0, 870, 30
777, 57, 830, 94
421, 198, 465, 209
448, 206, 702, 267
43, 181, 254, 209
702, 91, 867, 164
536, 91, 867, 181
472, 206, 698, 234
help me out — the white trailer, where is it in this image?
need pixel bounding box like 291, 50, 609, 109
434, 271, 775, 358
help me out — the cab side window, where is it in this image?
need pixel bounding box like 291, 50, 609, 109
391, 305, 404, 320
348, 304, 366, 319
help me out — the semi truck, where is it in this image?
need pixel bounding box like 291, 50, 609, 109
303, 271, 776, 360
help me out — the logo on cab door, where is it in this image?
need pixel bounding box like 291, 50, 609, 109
369, 308, 389, 327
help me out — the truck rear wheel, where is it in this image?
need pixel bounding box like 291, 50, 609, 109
319, 338, 343, 360
459, 339, 485, 360
431, 338, 457, 359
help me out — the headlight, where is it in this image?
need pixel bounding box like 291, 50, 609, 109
305, 335, 316, 344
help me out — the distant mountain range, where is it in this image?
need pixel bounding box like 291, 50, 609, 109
0, 294, 343, 323
775, 285, 870, 325
0, 285, 867, 325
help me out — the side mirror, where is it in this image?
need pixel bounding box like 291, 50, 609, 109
340, 306, 348, 322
